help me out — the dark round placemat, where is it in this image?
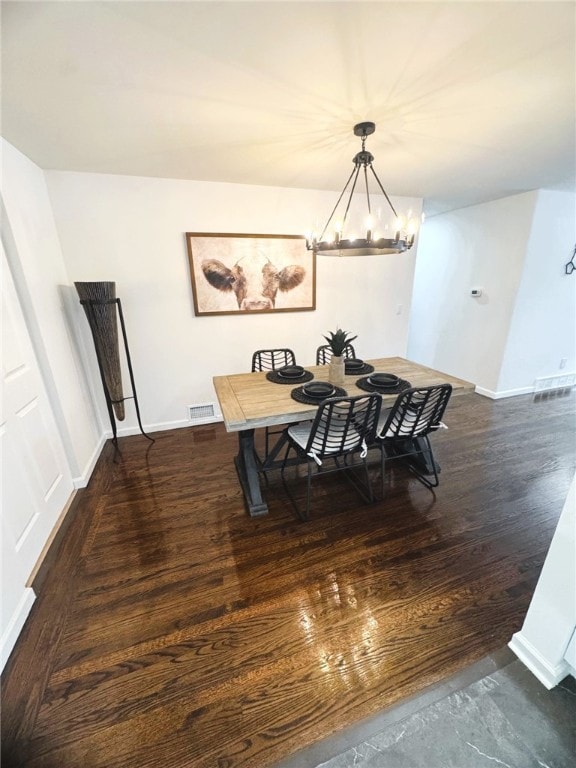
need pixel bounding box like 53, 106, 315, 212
345, 362, 374, 376
291, 385, 347, 405
356, 376, 411, 395
266, 369, 314, 385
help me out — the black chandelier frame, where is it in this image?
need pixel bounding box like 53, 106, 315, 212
307, 122, 416, 257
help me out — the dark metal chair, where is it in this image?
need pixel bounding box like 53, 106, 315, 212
281, 394, 381, 520
315, 344, 356, 365
375, 384, 452, 497
252, 348, 297, 457
252, 349, 296, 372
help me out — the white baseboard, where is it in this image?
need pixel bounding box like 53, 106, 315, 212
508, 633, 570, 689
475, 385, 534, 400
103, 415, 224, 439
1, 587, 36, 672
72, 433, 107, 488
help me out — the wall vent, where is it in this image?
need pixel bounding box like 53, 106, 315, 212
534, 374, 575, 393
188, 403, 217, 424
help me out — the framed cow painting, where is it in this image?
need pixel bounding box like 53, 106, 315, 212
186, 233, 316, 316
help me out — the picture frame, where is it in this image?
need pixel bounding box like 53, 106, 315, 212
186, 232, 316, 316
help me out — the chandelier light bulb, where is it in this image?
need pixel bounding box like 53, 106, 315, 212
365, 214, 374, 241
334, 219, 343, 244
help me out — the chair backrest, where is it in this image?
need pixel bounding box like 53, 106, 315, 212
316, 344, 356, 365
305, 394, 381, 460
251, 348, 296, 372
379, 384, 452, 439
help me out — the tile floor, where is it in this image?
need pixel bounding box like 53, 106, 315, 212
275, 649, 576, 768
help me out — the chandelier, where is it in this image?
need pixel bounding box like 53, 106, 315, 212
306, 122, 417, 257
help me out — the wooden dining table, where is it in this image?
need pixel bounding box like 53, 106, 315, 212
213, 357, 474, 517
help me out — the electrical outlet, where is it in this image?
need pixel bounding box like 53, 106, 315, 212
560, 358, 567, 369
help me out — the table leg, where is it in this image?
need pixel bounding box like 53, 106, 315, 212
234, 429, 269, 517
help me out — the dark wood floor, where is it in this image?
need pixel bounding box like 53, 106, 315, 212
2, 390, 575, 768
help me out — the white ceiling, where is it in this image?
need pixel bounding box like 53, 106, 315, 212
2, 1, 575, 215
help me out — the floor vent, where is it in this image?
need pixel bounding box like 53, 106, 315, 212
188, 403, 217, 424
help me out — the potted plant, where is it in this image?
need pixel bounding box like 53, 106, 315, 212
323, 327, 357, 385
324, 328, 357, 357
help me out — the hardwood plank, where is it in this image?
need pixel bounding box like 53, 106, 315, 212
2, 391, 574, 768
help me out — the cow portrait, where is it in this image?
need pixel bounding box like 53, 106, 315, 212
201, 254, 305, 311
187, 234, 315, 316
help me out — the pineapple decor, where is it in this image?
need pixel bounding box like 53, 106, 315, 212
323, 328, 357, 386
323, 328, 357, 357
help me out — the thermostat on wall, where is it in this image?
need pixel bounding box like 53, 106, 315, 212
470, 288, 482, 297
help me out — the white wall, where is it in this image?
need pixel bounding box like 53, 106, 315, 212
2, 139, 103, 482
498, 190, 576, 393
509, 473, 576, 688
45, 170, 422, 434
407, 192, 537, 395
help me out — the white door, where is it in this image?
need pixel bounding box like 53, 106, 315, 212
1, 240, 74, 666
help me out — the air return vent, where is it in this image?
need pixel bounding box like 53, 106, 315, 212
534, 374, 575, 393
188, 403, 216, 424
